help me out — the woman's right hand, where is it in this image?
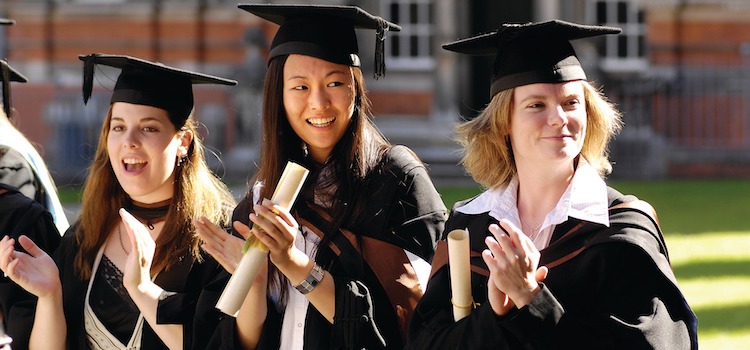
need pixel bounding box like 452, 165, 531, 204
194, 217, 249, 274
0, 235, 61, 299
249, 199, 308, 272
482, 220, 548, 313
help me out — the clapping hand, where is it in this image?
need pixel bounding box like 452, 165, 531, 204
0, 235, 61, 299
482, 219, 548, 315
120, 208, 156, 290
195, 217, 249, 274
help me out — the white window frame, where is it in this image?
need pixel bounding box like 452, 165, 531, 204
381, 0, 435, 71
588, 0, 649, 72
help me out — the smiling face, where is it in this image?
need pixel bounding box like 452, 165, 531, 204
282, 54, 356, 164
510, 81, 586, 169
107, 102, 192, 203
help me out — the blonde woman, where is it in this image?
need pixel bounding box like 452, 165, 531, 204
407, 20, 698, 349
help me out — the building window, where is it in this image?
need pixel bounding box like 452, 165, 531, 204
382, 0, 435, 70
589, 0, 648, 72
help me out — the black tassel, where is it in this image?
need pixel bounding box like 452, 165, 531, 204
82, 53, 98, 104
1, 60, 10, 119
374, 18, 389, 80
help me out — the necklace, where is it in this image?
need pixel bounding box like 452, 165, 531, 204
519, 215, 543, 239
117, 224, 129, 255
125, 198, 171, 230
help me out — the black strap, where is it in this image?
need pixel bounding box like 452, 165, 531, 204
295, 201, 365, 276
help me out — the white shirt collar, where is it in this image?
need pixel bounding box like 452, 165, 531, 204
456, 158, 610, 229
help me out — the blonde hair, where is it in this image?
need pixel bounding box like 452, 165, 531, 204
75, 107, 235, 279
455, 80, 622, 189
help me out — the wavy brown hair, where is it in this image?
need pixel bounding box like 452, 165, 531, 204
74, 107, 235, 279
456, 80, 622, 189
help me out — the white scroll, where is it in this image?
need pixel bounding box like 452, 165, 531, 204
447, 228, 473, 321
216, 161, 309, 316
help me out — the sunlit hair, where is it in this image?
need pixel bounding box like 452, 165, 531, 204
248, 55, 389, 302
456, 80, 622, 189
74, 106, 235, 279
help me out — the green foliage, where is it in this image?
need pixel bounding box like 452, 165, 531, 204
437, 185, 483, 209
56, 184, 83, 204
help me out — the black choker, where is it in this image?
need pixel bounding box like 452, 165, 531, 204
124, 198, 172, 230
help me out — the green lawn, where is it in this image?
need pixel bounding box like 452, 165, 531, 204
60, 179, 749, 348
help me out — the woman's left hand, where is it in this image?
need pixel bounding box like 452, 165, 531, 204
248, 199, 303, 270
482, 219, 548, 309
195, 216, 246, 274
120, 208, 156, 291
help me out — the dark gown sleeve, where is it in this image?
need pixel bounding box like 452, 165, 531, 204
9, 225, 90, 350
0, 184, 61, 350
206, 295, 283, 350
407, 191, 698, 350
327, 145, 447, 349
357, 145, 447, 262
154, 253, 231, 350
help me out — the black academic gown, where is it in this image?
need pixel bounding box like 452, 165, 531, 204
0, 183, 61, 350
21, 226, 231, 350
406, 187, 698, 350
209, 145, 447, 350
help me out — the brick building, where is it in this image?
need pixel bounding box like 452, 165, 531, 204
1, 0, 467, 185
3, 0, 748, 184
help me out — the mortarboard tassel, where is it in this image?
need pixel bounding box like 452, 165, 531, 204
1, 60, 10, 119
374, 17, 389, 80
82, 53, 98, 104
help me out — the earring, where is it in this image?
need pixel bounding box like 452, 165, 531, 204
177, 156, 187, 167
302, 142, 309, 157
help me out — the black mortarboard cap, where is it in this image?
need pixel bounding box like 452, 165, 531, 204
79, 53, 237, 127
237, 4, 401, 79
0, 18, 15, 26
443, 20, 621, 97
0, 60, 28, 119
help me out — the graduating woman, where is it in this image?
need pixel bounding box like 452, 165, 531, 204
0, 54, 237, 349
197, 4, 447, 350
406, 20, 698, 349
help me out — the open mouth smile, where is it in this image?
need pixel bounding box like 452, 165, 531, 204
123, 158, 148, 172
307, 116, 336, 127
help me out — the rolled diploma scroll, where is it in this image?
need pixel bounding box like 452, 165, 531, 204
216, 161, 309, 316
447, 229, 472, 321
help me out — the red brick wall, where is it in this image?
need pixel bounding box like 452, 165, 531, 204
5, 15, 248, 64
648, 7, 750, 66
369, 90, 433, 117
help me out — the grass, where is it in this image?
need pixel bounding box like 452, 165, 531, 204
611, 180, 750, 348
58, 179, 749, 348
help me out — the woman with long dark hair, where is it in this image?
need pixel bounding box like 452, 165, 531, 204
198, 5, 447, 350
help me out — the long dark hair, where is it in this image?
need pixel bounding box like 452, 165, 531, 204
248, 55, 389, 301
